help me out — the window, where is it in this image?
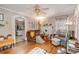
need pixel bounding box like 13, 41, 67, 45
55, 17, 67, 32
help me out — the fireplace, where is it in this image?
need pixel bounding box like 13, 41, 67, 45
26, 30, 40, 42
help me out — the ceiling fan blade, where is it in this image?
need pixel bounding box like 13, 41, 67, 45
41, 8, 49, 10
41, 11, 47, 14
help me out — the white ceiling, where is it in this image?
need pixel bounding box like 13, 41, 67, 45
0, 4, 77, 17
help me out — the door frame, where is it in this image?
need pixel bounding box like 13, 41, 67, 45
12, 15, 27, 43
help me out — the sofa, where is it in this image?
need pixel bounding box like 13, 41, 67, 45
67, 40, 77, 54
51, 38, 61, 46
0, 34, 14, 51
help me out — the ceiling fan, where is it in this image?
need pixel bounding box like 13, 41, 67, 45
33, 4, 49, 15
25, 4, 49, 15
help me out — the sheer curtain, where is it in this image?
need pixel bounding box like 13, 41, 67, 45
55, 17, 67, 34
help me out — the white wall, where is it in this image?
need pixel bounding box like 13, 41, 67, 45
74, 5, 79, 42
40, 17, 56, 35
56, 16, 67, 32
0, 7, 65, 42
41, 15, 71, 34
25, 17, 38, 31
0, 8, 13, 36
0, 8, 27, 42
0, 6, 77, 42
67, 14, 75, 31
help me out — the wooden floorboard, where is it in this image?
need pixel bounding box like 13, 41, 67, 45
0, 41, 63, 54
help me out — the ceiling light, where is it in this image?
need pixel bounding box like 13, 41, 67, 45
35, 15, 46, 21
66, 22, 72, 25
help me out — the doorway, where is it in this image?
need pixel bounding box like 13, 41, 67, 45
15, 18, 25, 43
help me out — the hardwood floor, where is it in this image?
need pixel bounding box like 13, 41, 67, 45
0, 41, 64, 54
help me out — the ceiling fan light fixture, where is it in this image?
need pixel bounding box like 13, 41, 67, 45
35, 15, 46, 21
66, 21, 72, 25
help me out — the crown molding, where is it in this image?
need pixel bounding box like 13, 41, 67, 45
0, 7, 28, 17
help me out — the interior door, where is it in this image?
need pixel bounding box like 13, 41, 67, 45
15, 18, 25, 43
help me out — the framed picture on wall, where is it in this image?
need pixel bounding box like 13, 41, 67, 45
0, 13, 4, 21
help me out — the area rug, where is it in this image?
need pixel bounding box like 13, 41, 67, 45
28, 47, 49, 54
